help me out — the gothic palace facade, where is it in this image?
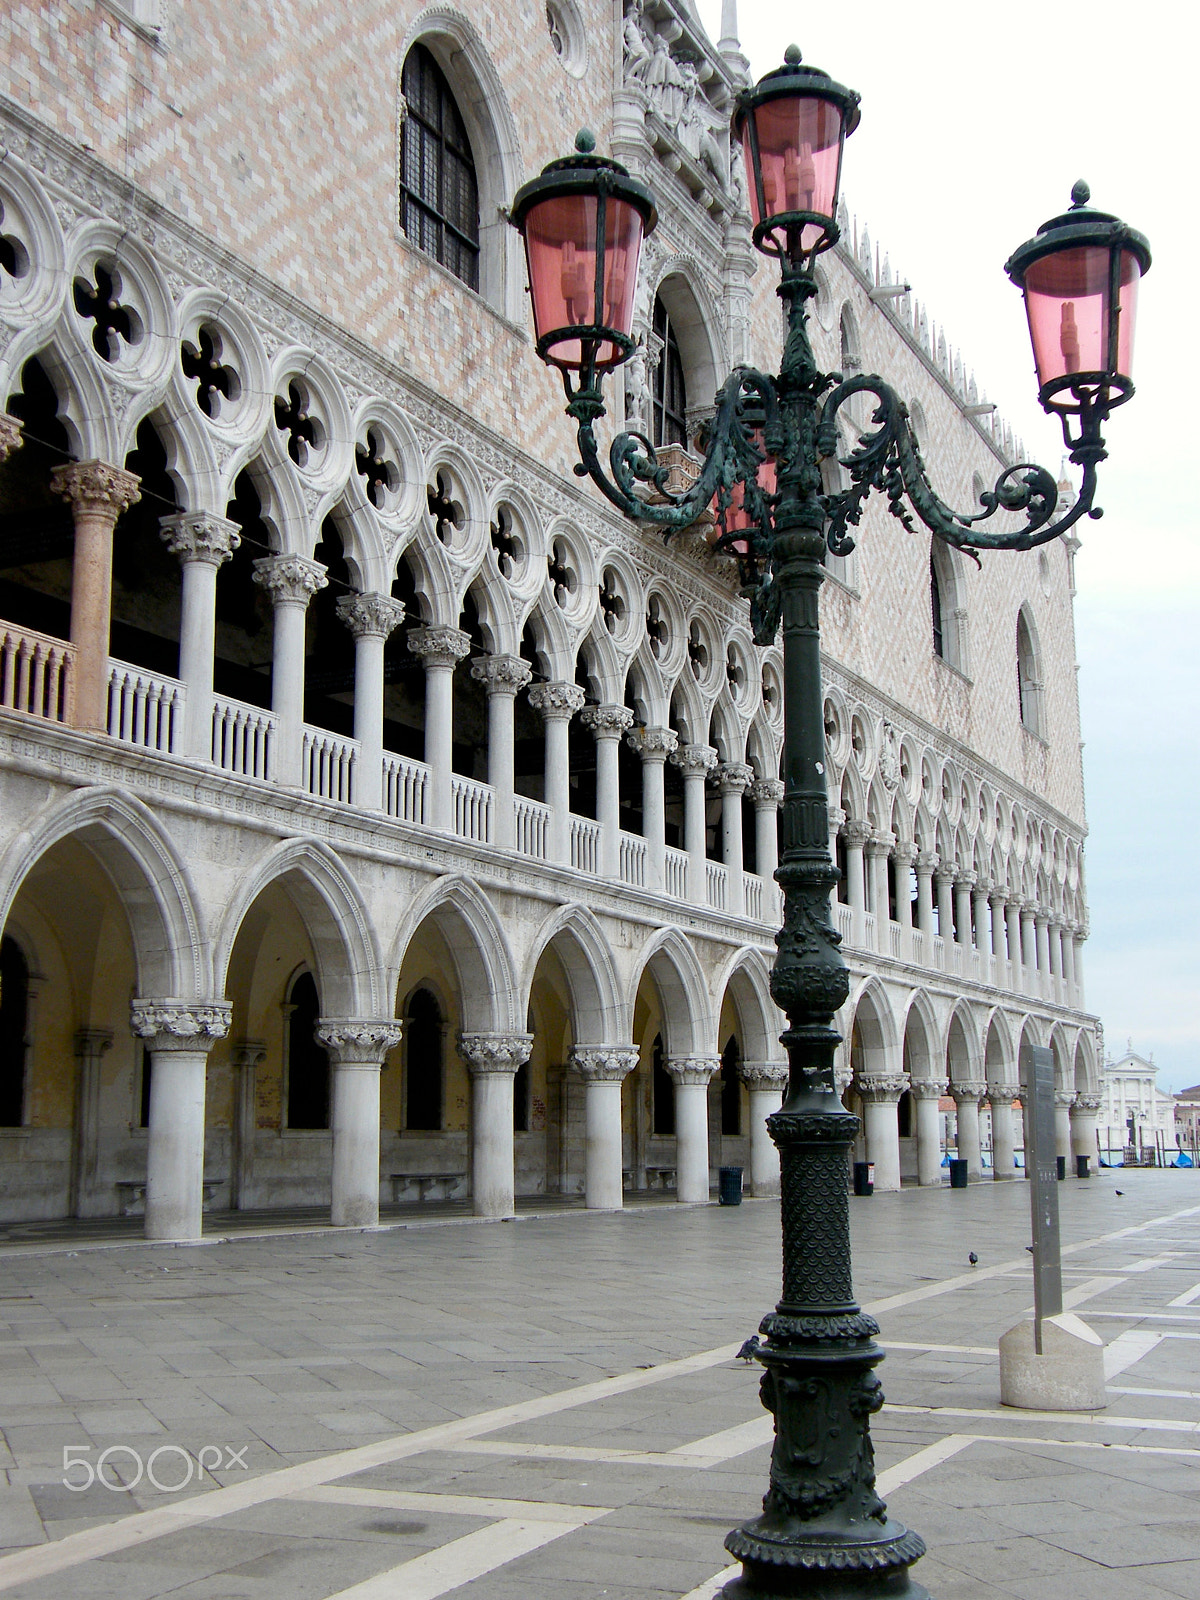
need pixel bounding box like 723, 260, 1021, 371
0, 0, 1101, 1238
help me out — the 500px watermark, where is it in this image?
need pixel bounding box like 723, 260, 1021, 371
62, 1444, 249, 1492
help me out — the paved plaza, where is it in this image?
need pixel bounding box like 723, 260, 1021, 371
0, 1174, 1198, 1599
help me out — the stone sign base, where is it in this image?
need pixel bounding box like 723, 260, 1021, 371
999, 1312, 1108, 1411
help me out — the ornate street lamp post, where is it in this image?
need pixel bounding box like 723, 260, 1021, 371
511, 46, 1149, 1600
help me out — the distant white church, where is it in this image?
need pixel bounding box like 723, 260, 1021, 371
1098, 1044, 1175, 1164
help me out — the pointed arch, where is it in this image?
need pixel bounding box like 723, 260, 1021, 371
631, 926, 714, 1057
848, 976, 902, 1073
520, 903, 626, 1046
901, 989, 940, 1085
946, 1001, 982, 1085
389, 873, 519, 1033
983, 1008, 1016, 1090
713, 945, 783, 1064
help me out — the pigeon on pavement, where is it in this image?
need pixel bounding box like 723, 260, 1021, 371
968, 1252, 978, 1266
737, 1336, 761, 1362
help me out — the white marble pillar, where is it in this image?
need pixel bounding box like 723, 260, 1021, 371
893, 844, 915, 933
912, 1078, 947, 1186
954, 872, 974, 947
1071, 1093, 1101, 1172
827, 805, 846, 909
1061, 921, 1077, 996
528, 682, 586, 865
990, 893, 1008, 980
1035, 911, 1051, 997
717, 762, 753, 917
751, 777, 784, 891
130, 1001, 231, 1241
1072, 926, 1087, 1003
738, 1061, 788, 1197
1006, 899, 1023, 990
973, 881, 992, 962
580, 705, 633, 877
51, 461, 142, 732
844, 820, 868, 946
989, 1085, 1019, 1180
336, 593, 405, 811
866, 834, 893, 952
1054, 1089, 1074, 1162
569, 1046, 639, 1210
1020, 902, 1038, 992
252, 554, 328, 787
458, 1032, 533, 1219
671, 743, 718, 904
915, 851, 937, 941
859, 1076, 907, 1192
159, 511, 241, 759
71, 1028, 113, 1217
316, 1019, 402, 1226
666, 1056, 719, 1203
230, 1038, 265, 1211
936, 870, 955, 944
407, 625, 471, 831
472, 654, 533, 849
952, 1081, 987, 1180
626, 726, 677, 891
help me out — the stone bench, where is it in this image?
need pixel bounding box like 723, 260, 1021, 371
388, 1173, 466, 1203
115, 1179, 221, 1216
623, 1166, 676, 1192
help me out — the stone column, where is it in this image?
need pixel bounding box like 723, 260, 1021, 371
670, 743, 717, 905
1072, 925, 1088, 1003
252, 555, 328, 787
893, 843, 915, 932
750, 777, 784, 890
1020, 901, 1038, 991
70, 1028, 113, 1217
827, 805, 846, 907
716, 762, 753, 917
51, 461, 141, 732
1060, 922, 1077, 995
336, 593, 405, 811
915, 851, 937, 941
1035, 911, 1051, 997
1054, 1089, 1075, 1162
1071, 1092, 1101, 1172
407, 625, 472, 831
989, 1085, 1019, 1180
844, 820, 868, 946
911, 1078, 948, 1186
316, 1019, 402, 1226
579, 705, 633, 877
569, 1046, 639, 1210
666, 1056, 719, 1203
858, 1076, 907, 1193
865, 834, 893, 952
528, 682, 586, 865
471, 654, 532, 850
129, 1001, 231, 1241
954, 871, 975, 947
1006, 897, 1024, 990
159, 511, 241, 759
973, 880, 992, 963
990, 892, 1009, 979
951, 1081, 987, 1180
626, 726, 677, 891
230, 1039, 265, 1211
740, 1060, 788, 1196
935, 868, 955, 945
458, 1032, 533, 1219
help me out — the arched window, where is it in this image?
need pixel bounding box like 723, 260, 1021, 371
286, 972, 329, 1130
930, 556, 945, 659
651, 1031, 674, 1135
720, 1037, 741, 1137
1017, 609, 1043, 736
652, 296, 687, 448
0, 937, 29, 1127
929, 542, 968, 674
839, 305, 860, 373
400, 44, 480, 291
404, 988, 444, 1131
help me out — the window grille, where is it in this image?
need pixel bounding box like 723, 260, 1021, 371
400, 44, 480, 292
652, 297, 687, 448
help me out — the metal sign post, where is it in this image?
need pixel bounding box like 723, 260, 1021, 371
1026, 1045, 1063, 1352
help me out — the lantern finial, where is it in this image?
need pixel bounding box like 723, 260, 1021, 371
784, 44, 802, 64
575, 128, 596, 154
1070, 179, 1091, 208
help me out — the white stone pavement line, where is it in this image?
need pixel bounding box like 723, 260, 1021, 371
884, 1402, 1200, 1434
1086, 1309, 1200, 1323
0, 1341, 741, 1593
884, 1341, 996, 1355
1114, 1385, 1200, 1401
324, 1517, 605, 1600
1169, 1281, 1200, 1307
674, 1435, 977, 1600
1104, 1330, 1167, 1378
1122, 1255, 1179, 1272
294, 1487, 603, 1522
1021, 1275, 1126, 1316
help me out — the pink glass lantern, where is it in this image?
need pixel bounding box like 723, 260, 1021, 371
511, 131, 657, 375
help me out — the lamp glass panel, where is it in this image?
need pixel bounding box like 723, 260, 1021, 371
712, 442, 777, 555
1022, 245, 1140, 388
743, 94, 843, 252
523, 192, 644, 369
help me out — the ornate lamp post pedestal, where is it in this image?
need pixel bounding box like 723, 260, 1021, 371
508, 45, 1149, 1600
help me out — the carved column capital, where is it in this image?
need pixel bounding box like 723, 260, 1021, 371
0, 414, 24, 462
665, 1055, 720, 1087
1054, 1089, 1078, 1109
857, 1074, 909, 1103
315, 1018, 403, 1063
749, 777, 785, 808
910, 1077, 948, 1101
843, 820, 870, 848
670, 742, 718, 778
950, 1080, 988, 1105
892, 841, 917, 867
716, 761, 754, 796
407, 624, 471, 668
252, 554, 328, 605
336, 592, 406, 640
626, 725, 678, 762
865, 831, 895, 858
1073, 1093, 1101, 1114
457, 1032, 533, 1076
470, 653, 533, 696
569, 1045, 640, 1083
915, 851, 939, 875
159, 510, 241, 567
51, 460, 141, 518
579, 703, 634, 740
739, 1060, 789, 1091
954, 868, 977, 889
527, 681, 586, 720
231, 1038, 267, 1072
130, 1000, 232, 1053
987, 1085, 1020, 1106
74, 1027, 114, 1059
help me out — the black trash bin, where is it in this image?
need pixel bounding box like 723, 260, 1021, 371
1056, 1155, 1067, 1180
949, 1159, 969, 1189
853, 1161, 874, 1196
1076, 1154, 1090, 1179
718, 1166, 743, 1206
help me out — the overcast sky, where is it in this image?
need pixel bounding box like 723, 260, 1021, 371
694, 0, 1199, 1090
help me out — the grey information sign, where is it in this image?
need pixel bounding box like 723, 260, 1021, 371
1026, 1044, 1063, 1351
